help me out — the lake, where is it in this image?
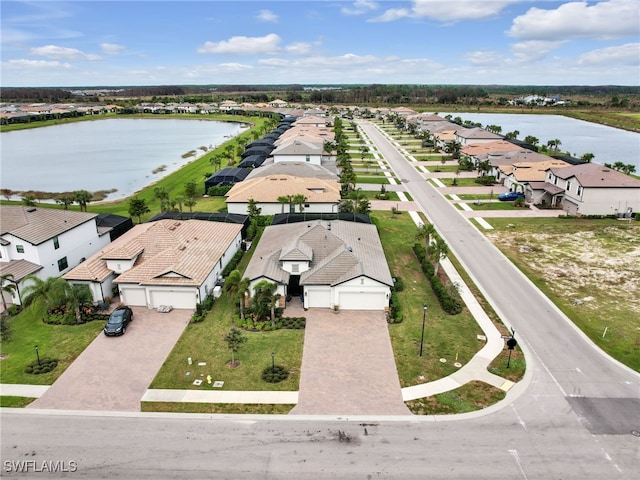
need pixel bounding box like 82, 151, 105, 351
0, 118, 247, 200
438, 112, 640, 170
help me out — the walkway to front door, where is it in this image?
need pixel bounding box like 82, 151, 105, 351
288, 300, 411, 416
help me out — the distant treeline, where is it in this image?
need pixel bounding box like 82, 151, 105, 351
2, 84, 639, 105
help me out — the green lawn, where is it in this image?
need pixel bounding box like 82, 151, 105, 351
356, 176, 391, 184
372, 212, 486, 386
423, 165, 460, 173
406, 381, 506, 414
437, 177, 490, 187
141, 402, 293, 414
0, 396, 37, 407
464, 201, 526, 211
0, 304, 104, 384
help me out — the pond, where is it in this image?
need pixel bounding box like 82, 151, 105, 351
437, 112, 640, 170
0, 118, 247, 200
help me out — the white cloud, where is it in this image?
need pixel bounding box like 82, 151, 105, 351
510, 40, 566, 62
465, 50, 505, 66
508, 0, 640, 41
577, 43, 640, 66
30, 45, 101, 60
256, 10, 278, 23
283, 42, 312, 55
101, 43, 125, 55
4, 58, 71, 69
197, 33, 281, 55
341, 0, 379, 16
372, 0, 518, 23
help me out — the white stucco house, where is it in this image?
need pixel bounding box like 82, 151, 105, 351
64, 219, 243, 310
455, 127, 503, 146
0, 206, 113, 306
543, 163, 640, 216
225, 175, 340, 215
244, 220, 393, 311
270, 138, 324, 165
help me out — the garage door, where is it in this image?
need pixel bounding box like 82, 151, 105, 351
338, 291, 386, 310
120, 287, 147, 307
306, 286, 331, 308
149, 290, 196, 310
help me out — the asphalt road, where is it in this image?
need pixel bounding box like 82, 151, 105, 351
1, 121, 638, 479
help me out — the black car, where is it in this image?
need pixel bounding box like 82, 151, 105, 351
104, 306, 133, 336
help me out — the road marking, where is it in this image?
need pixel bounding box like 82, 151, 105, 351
510, 404, 527, 431
508, 449, 529, 480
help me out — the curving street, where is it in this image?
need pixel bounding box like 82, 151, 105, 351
1, 120, 638, 479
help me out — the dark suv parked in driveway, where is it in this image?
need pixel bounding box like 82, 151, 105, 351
104, 306, 133, 336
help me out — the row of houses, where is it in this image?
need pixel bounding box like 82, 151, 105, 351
404, 112, 640, 216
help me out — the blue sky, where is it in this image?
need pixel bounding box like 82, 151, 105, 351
1, 0, 639, 87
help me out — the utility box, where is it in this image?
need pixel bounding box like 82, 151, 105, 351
213, 286, 222, 299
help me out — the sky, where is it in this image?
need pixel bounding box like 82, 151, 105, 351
1, 0, 639, 88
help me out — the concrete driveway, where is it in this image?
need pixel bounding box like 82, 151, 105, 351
290, 303, 411, 416
28, 307, 191, 411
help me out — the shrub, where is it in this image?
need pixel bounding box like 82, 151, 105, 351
413, 244, 463, 315
389, 291, 403, 324
0, 316, 11, 342
6, 305, 21, 316
392, 276, 405, 292
221, 250, 244, 277
262, 365, 289, 383
207, 185, 232, 196
24, 357, 58, 375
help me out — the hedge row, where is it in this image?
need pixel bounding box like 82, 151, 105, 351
413, 243, 463, 315
221, 250, 244, 278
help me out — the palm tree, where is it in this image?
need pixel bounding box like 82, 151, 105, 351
224, 270, 250, 320
415, 223, 436, 249
55, 192, 75, 210
547, 139, 562, 152
251, 280, 279, 326
65, 284, 93, 324
21, 275, 68, 310
276, 196, 289, 214
1, 273, 17, 314
427, 235, 449, 274
292, 194, 307, 213
73, 190, 93, 212
210, 154, 223, 171
524, 135, 539, 146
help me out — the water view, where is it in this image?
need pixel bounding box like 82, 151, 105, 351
438, 112, 640, 169
0, 118, 246, 200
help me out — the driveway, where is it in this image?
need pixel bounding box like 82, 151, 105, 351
27, 307, 191, 411
290, 303, 411, 416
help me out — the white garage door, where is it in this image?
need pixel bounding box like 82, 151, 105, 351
306, 286, 331, 308
120, 287, 147, 307
149, 290, 196, 310
338, 291, 386, 310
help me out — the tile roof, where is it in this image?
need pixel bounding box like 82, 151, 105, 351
226, 175, 340, 203
0, 259, 43, 282
0, 206, 98, 245
511, 160, 570, 182
462, 140, 522, 157
271, 139, 323, 156
550, 163, 640, 188
245, 162, 339, 181
63, 219, 242, 287
456, 127, 503, 140
244, 220, 392, 287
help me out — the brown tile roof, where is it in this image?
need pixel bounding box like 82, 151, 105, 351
456, 127, 503, 140
462, 140, 522, 157
63, 220, 242, 287
550, 163, 640, 188
512, 160, 570, 182
271, 139, 324, 156
226, 175, 340, 203
0, 259, 43, 282
245, 220, 392, 287
0, 206, 98, 245
245, 162, 338, 181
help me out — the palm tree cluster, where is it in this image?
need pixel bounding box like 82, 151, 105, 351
21, 275, 93, 324
224, 270, 281, 328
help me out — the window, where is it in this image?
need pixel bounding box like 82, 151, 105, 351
57, 257, 68, 271
577, 186, 583, 196
305, 155, 310, 162
53, 236, 60, 249
292, 264, 299, 273
16, 245, 24, 253
566, 181, 572, 192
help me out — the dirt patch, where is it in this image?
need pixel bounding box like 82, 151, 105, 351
487, 225, 640, 317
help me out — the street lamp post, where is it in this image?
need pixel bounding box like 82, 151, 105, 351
419, 303, 427, 357
35, 345, 41, 366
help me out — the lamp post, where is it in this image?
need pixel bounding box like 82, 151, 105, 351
419, 304, 427, 357
35, 345, 41, 366
271, 352, 275, 372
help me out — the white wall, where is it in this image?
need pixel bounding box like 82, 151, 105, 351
227, 202, 337, 215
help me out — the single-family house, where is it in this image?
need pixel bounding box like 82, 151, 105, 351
0, 206, 116, 306
503, 159, 571, 193
225, 175, 340, 215
64, 219, 243, 309
271, 139, 324, 165
455, 127, 504, 146
543, 163, 640, 215
244, 220, 393, 311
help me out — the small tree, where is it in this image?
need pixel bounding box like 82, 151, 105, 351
128, 197, 150, 223
1, 273, 17, 314
224, 327, 246, 368
73, 190, 93, 212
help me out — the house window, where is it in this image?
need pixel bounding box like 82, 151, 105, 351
305, 155, 310, 162
360, 278, 364, 285
566, 181, 572, 192
53, 236, 60, 249
304, 203, 310, 208
57, 257, 68, 271
577, 186, 583, 196
553, 177, 558, 185
16, 245, 24, 253
292, 264, 299, 273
